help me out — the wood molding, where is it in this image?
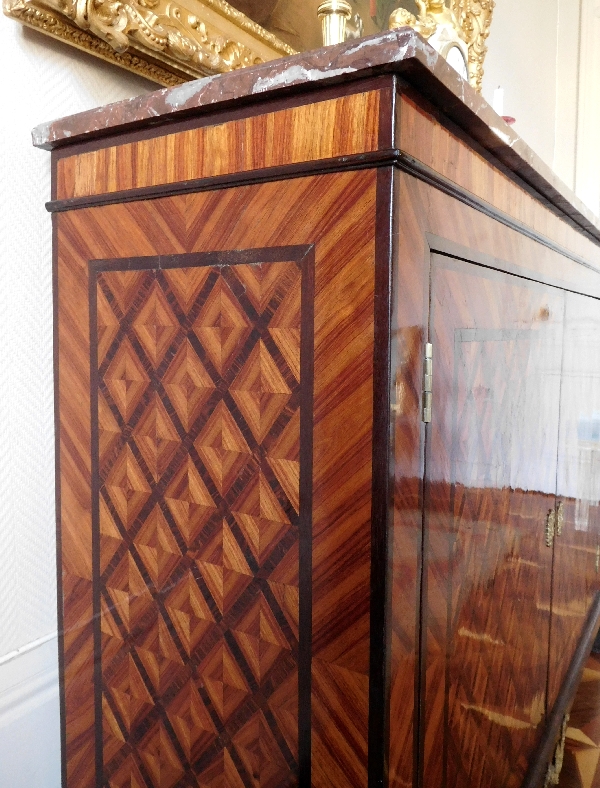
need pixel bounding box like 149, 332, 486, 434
45, 148, 600, 267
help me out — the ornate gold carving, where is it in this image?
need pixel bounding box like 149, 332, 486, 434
3, 0, 296, 86
389, 0, 494, 92
544, 713, 569, 787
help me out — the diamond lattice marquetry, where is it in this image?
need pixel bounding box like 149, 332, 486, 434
194, 401, 253, 495
231, 592, 291, 684
267, 267, 301, 384
163, 267, 212, 315
232, 471, 291, 566
96, 259, 302, 786
199, 640, 250, 724
105, 551, 154, 633
133, 394, 181, 482
99, 391, 122, 466
104, 337, 151, 423
196, 518, 253, 615
132, 281, 179, 368
101, 270, 146, 317
233, 263, 294, 316
164, 339, 215, 432
104, 652, 155, 733
166, 679, 217, 762
99, 497, 123, 574
107, 753, 147, 788
103, 693, 126, 768
192, 277, 252, 375
97, 286, 121, 366
165, 455, 217, 548
165, 570, 215, 656
230, 340, 291, 444
135, 610, 185, 696
232, 710, 290, 788
133, 504, 182, 590
266, 409, 300, 516
139, 722, 186, 788
197, 748, 246, 788
105, 444, 152, 529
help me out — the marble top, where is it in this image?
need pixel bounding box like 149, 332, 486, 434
31, 29, 600, 242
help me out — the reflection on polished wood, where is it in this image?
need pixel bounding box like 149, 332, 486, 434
47, 43, 600, 788
558, 652, 600, 788
423, 256, 563, 788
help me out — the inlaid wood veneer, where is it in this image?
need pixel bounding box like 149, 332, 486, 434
46, 36, 600, 788
55, 91, 381, 201
56, 171, 377, 788
396, 94, 600, 269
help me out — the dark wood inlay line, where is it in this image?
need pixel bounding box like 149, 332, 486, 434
47, 150, 600, 273
368, 166, 394, 786
46, 150, 399, 214
522, 591, 600, 788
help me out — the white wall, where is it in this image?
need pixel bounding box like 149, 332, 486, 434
0, 16, 152, 787
482, 0, 600, 217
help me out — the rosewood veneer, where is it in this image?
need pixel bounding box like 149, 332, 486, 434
35, 28, 600, 788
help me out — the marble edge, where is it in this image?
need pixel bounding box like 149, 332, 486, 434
31, 28, 600, 241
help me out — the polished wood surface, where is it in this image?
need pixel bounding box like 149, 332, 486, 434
55, 90, 381, 201
51, 67, 600, 788
397, 93, 600, 268
56, 170, 377, 787
549, 293, 600, 710
423, 255, 563, 788
94, 255, 306, 787
558, 651, 600, 788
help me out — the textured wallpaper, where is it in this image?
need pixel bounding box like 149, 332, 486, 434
0, 15, 153, 658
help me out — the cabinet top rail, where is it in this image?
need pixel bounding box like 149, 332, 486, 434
32, 29, 600, 244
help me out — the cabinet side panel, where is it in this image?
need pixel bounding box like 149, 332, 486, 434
56, 91, 382, 200
57, 171, 377, 787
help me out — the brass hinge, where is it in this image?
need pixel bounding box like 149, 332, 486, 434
422, 342, 433, 423
556, 501, 564, 536
545, 508, 556, 548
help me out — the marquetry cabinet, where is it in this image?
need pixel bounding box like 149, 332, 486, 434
37, 29, 600, 788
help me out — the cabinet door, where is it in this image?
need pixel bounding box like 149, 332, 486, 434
422, 254, 564, 788
549, 290, 600, 707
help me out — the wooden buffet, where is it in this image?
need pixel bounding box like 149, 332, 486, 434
34, 28, 600, 788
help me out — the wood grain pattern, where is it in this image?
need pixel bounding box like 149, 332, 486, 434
93, 254, 307, 787
557, 651, 600, 788
549, 292, 600, 710
424, 256, 563, 788
56, 91, 381, 201
387, 172, 427, 788
56, 170, 377, 787
397, 93, 600, 270
390, 170, 600, 788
